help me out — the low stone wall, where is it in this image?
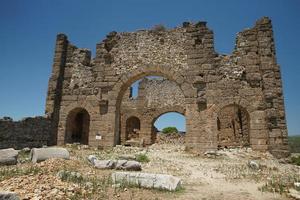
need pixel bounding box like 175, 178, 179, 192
0, 116, 51, 149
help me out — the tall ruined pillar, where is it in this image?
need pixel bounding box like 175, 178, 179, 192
45, 34, 68, 145
256, 17, 289, 157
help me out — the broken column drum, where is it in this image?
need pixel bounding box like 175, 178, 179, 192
45, 17, 290, 158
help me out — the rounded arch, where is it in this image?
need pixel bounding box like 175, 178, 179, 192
65, 107, 90, 145
216, 103, 250, 148
112, 65, 189, 107
63, 101, 96, 119
212, 97, 254, 115
150, 106, 186, 125
110, 65, 192, 145
125, 116, 141, 141
150, 107, 186, 144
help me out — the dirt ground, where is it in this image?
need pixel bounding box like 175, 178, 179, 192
0, 143, 299, 200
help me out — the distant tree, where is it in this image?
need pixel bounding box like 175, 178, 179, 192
151, 24, 166, 33
162, 127, 178, 134
289, 136, 300, 153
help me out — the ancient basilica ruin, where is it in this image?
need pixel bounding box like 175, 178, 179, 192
0, 17, 289, 158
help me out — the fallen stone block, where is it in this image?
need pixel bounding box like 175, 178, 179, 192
289, 189, 300, 200
94, 160, 116, 169
248, 160, 260, 170
21, 147, 31, 153
30, 147, 70, 163
111, 172, 182, 191
0, 148, 18, 165
87, 155, 97, 165
0, 191, 20, 200
115, 160, 142, 171
204, 150, 221, 158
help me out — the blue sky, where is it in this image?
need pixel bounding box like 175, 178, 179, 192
0, 0, 299, 135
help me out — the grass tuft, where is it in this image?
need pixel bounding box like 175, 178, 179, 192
135, 153, 150, 163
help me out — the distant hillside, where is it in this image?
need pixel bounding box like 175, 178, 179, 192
288, 135, 300, 153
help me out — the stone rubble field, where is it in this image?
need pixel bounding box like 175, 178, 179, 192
0, 143, 300, 200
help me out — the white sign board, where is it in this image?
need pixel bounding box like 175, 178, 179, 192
96, 135, 102, 140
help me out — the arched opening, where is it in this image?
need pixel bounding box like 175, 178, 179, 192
65, 108, 90, 145
151, 112, 186, 144
125, 116, 141, 141
217, 104, 250, 148
116, 71, 187, 146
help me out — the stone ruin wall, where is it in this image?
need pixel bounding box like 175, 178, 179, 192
45, 17, 288, 157
0, 17, 285, 157
0, 117, 51, 149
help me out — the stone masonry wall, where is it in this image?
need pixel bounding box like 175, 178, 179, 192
46, 17, 289, 158
0, 117, 51, 149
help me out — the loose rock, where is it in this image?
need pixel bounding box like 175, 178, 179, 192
87, 155, 97, 165
115, 160, 142, 171
204, 150, 221, 158
248, 160, 260, 170
289, 189, 300, 200
0, 191, 20, 200
0, 148, 18, 165
93, 160, 116, 169
21, 147, 31, 153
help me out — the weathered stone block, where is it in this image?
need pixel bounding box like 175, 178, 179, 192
111, 172, 182, 191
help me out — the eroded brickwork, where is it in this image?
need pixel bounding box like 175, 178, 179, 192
44, 17, 289, 158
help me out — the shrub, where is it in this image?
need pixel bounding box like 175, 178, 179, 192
162, 127, 178, 134
289, 136, 300, 153
291, 156, 300, 166
135, 153, 150, 163
152, 24, 166, 32
0, 166, 41, 181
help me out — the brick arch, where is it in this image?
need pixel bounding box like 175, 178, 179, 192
110, 65, 192, 145
63, 101, 95, 117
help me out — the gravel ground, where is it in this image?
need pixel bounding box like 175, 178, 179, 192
0, 143, 299, 200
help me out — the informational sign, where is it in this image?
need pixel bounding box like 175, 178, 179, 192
96, 135, 102, 140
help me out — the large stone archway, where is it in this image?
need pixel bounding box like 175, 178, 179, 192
110, 67, 193, 146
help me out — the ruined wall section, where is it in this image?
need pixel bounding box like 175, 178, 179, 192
62, 46, 95, 96
45, 34, 68, 145
255, 18, 289, 156
141, 78, 185, 108
0, 117, 51, 149
219, 17, 288, 156
55, 40, 102, 146
91, 23, 216, 147
108, 28, 189, 75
